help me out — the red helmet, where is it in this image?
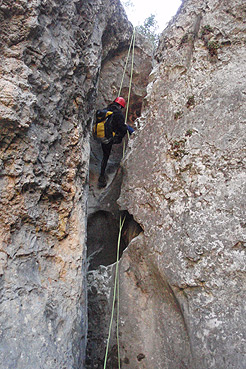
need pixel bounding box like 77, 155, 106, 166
114, 97, 126, 108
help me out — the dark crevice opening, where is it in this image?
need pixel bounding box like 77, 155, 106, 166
87, 210, 142, 271
86, 210, 143, 368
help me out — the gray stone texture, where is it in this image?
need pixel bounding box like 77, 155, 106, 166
1, 0, 246, 368
89, 32, 153, 210
0, 0, 134, 368
86, 30, 152, 369
118, 0, 246, 368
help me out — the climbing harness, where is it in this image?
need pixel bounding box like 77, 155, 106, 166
103, 28, 136, 369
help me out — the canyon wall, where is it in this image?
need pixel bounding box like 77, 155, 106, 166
86, 30, 152, 369
0, 0, 134, 368
1, 0, 245, 368
118, 0, 246, 368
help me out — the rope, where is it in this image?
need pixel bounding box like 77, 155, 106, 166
103, 215, 126, 369
116, 222, 122, 369
124, 27, 135, 126
103, 28, 136, 369
123, 28, 135, 158
118, 31, 134, 97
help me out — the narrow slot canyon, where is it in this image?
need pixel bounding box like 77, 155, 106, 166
0, 0, 245, 368
84, 30, 152, 365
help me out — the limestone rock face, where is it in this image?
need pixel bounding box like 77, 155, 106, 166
86, 32, 152, 369
88, 32, 153, 208
119, 0, 246, 368
97, 33, 153, 123
0, 0, 133, 368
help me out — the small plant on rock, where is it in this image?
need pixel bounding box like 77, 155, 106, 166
179, 32, 195, 48
207, 40, 220, 56
169, 139, 188, 159
185, 129, 193, 137
174, 111, 183, 120
201, 25, 213, 37
173, 141, 180, 149
186, 95, 195, 108
180, 33, 189, 45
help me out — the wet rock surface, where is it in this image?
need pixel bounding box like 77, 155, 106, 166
118, 0, 246, 368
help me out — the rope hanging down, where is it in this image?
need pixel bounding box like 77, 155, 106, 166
103, 215, 126, 369
124, 28, 135, 126
118, 31, 134, 97
103, 29, 136, 369
122, 28, 136, 157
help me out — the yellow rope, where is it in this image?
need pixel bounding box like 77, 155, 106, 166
118, 32, 134, 97
116, 221, 122, 369
103, 215, 126, 369
124, 27, 135, 125
123, 28, 135, 158
103, 28, 136, 369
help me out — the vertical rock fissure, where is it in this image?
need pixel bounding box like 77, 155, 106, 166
86, 200, 143, 367
87, 210, 142, 271
85, 26, 153, 367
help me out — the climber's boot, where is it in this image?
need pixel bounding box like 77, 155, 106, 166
98, 174, 107, 188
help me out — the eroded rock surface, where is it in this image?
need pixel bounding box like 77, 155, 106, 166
86, 33, 152, 366
118, 0, 246, 368
0, 0, 134, 368
88, 32, 153, 211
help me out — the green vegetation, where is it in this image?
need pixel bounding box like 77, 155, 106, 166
173, 141, 181, 149
207, 40, 220, 56
186, 95, 195, 108
136, 14, 159, 46
174, 111, 183, 120
179, 32, 195, 46
122, 1, 159, 47
169, 139, 188, 159
201, 25, 213, 37
200, 25, 220, 57
180, 33, 189, 45
185, 129, 193, 137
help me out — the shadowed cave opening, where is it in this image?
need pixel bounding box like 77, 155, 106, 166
87, 210, 142, 271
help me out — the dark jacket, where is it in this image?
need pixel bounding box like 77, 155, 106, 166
107, 102, 127, 143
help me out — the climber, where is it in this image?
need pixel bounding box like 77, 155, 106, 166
96, 97, 133, 188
